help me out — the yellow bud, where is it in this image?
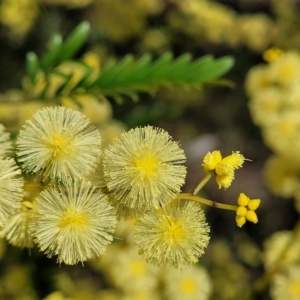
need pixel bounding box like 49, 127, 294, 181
246, 211, 258, 224
202, 150, 222, 171
221, 152, 245, 170
237, 193, 250, 206
236, 206, 247, 217
248, 199, 261, 211
236, 215, 246, 228
216, 173, 234, 189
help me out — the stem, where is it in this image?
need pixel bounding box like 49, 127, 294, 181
192, 173, 213, 195
177, 193, 238, 211
24, 182, 46, 192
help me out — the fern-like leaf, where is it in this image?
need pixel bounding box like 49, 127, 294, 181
86, 52, 234, 102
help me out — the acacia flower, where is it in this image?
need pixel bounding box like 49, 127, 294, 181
101, 245, 160, 293
163, 265, 212, 300
202, 151, 245, 189
0, 158, 23, 226
1, 200, 34, 248
31, 180, 117, 265
235, 193, 261, 227
0, 124, 12, 157
263, 231, 300, 271
17, 106, 101, 181
134, 199, 210, 268
103, 126, 186, 211
271, 266, 300, 300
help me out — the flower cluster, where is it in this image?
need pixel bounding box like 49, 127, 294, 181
202, 150, 245, 188
235, 193, 261, 227
246, 50, 300, 200
0, 106, 210, 268
0, 105, 261, 270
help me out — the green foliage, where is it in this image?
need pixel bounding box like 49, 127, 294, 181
87, 53, 234, 103
25, 21, 234, 103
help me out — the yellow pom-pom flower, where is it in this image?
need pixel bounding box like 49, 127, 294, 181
163, 265, 212, 300
31, 180, 117, 265
235, 193, 260, 227
100, 245, 160, 293
134, 199, 210, 268
271, 265, 300, 300
103, 126, 186, 211
0, 158, 23, 226
263, 231, 300, 271
17, 106, 101, 181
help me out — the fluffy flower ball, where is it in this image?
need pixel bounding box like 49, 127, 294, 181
31, 180, 117, 265
17, 106, 101, 180
103, 126, 186, 211
134, 200, 210, 268
0, 158, 23, 226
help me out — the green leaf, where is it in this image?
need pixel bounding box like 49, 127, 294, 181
58, 21, 90, 63
26, 52, 39, 83
87, 53, 234, 101
40, 33, 63, 70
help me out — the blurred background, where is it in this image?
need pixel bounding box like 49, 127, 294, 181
1, 0, 300, 299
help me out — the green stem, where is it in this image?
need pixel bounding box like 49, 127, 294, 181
177, 193, 237, 211
192, 173, 213, 195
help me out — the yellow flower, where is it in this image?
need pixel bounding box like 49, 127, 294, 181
202, 151, 245, 189
215, 173, 235, 189
103, 126, 186, 211
220, 151, 245, 169
264, 155, 300, 198
31, 180, 117, 265
1, 200, 34, 248
99, 245, 160, 293
134, 199, 210, 268
263, 231, 300, 271
202, 150, 222, 171
271, 266, 300, 300
235, 193, 260, 227
263, 47, 282, 62
17, 106, 101, 181
163, 265, 212, 300
0, 158, 23, 226
0, 124, 12, 157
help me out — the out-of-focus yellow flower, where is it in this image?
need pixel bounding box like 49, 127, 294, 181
236, 193, 260, 227
264, 155, 300, 198
163, 265, 212, 300
271, 265, 300, 300
263, 47, 283, 62
0, 0, 39, 39
269, 51, 300, 87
